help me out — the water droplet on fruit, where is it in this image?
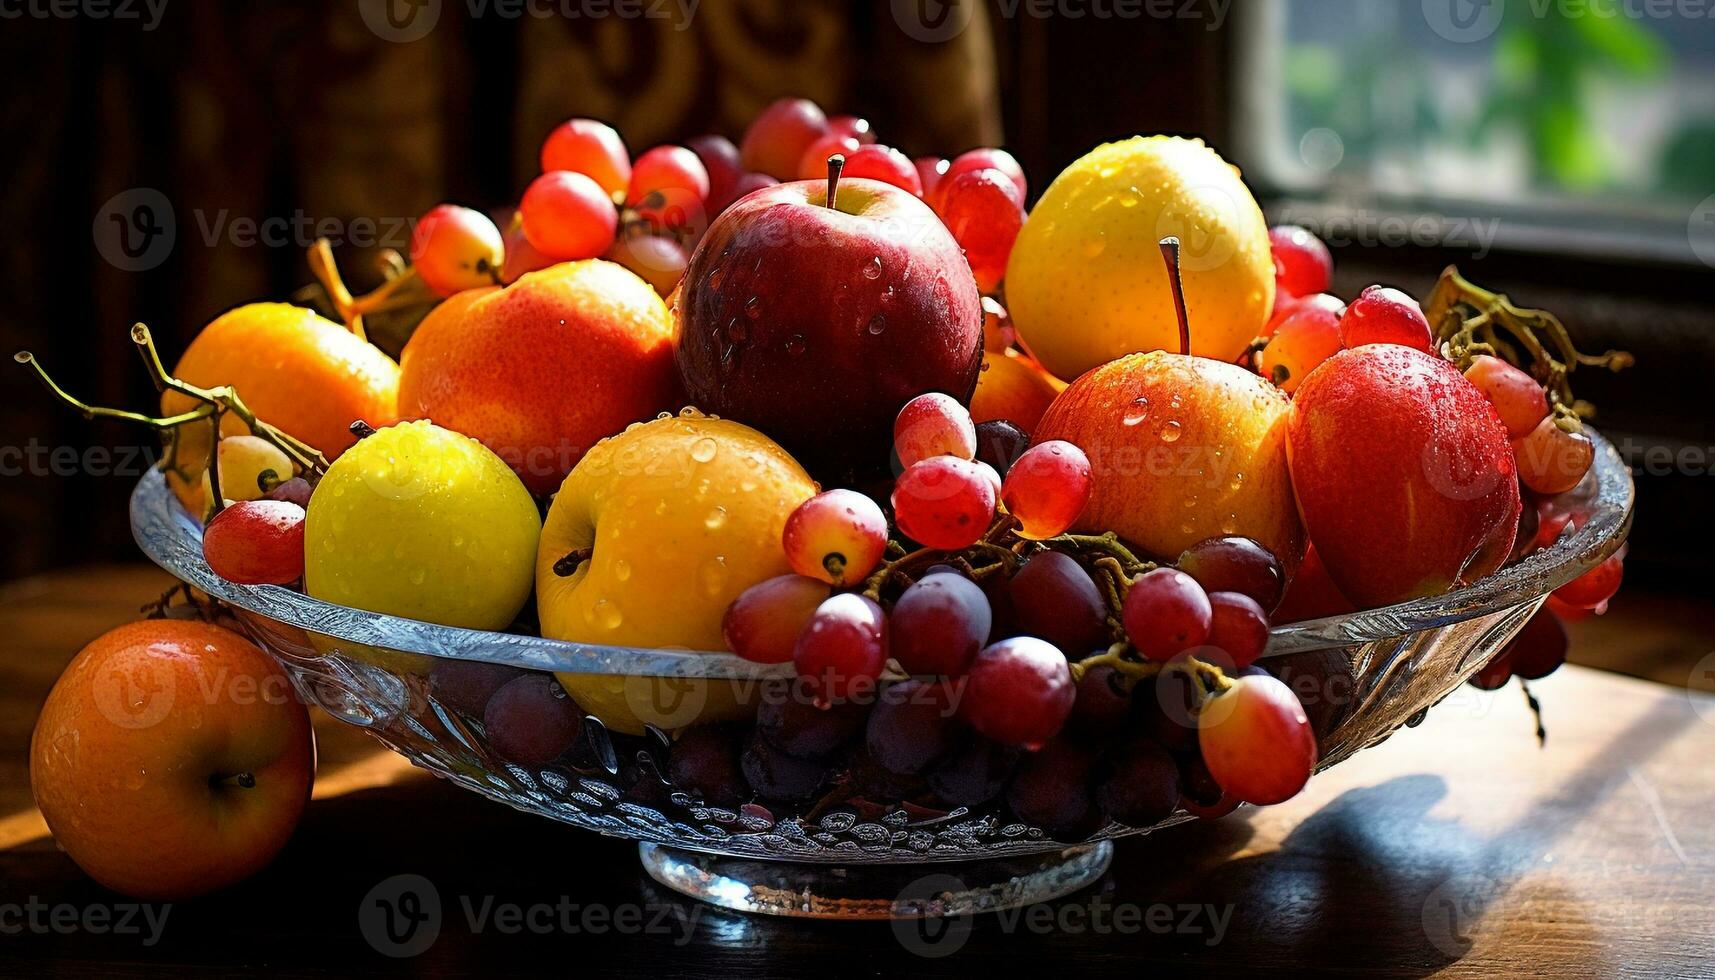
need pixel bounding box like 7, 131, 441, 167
705, 506, 728, 530
1228, 473, 1245, 492
1123, 397, 1150, 426
866, 313, 887, 336
691, 438, 718, 463
1082, 239, 1105, 259
409, 568, 426, 585
679, 406, 699, 418
700, 556, 729, 597
708, 267, 724, 291
785, 334, 807, 356
656, 411, 672, 421
614, 559, 631, 582
1161, 421, 1183, 443
744, 297, 762, 319
862, 256, 882, 279
593, 598, 623, 630
726, 317, 748, 343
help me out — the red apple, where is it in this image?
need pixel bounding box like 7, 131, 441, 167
1287, 345, 1521, 608
30, 620, 315, 899
674, 174, 983, 474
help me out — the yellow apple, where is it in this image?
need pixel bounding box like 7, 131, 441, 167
536, 412, 817, 734
1005, 136, 1275, 380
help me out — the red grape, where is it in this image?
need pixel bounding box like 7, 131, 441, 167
428, 659, 524, 718
1553, 555, 1623, 611
795, 132, 861, 180
668, 724, 749, 807
539, 118, 630, 196
519, 170, 617, 260
1178, 754, 1242, 819
1067, 663, 1131, 738
1095, 736, 1179, 827
914, 156, 950, 202
686, 134, 742, 212
202, 499, 305, 585
926, 737, 1018, 807
1203, 591, 1269, 669
1469, 655, 1514, 690
603, 233, 688, 297
1268, 224, 1332, 298
958, 636, 1076, 749
934, 167, 1025, 294
723, 573, 831, 664
1264, 290, 1344, 339
740, 730, 826, 803
827, 114, 874, 143
716, 172, 779, 213
841, 144, 922, 195
1338, 284, 1432, 352
1258, 299, 1343, 393
483, 673, 583, 767
943, 147, 1027, 207
892, 456, 997, 550
894, 392, 977, 468
1136, 668, 1199, 751
627, 145, 710, 227
865, 678, 964, 775
1465, 355, 1549, 438
1198, 673, 1317, 805
973, 419, 1029, 477
1506, 607, 1569, 680
793, 593, 888, 703
1003, 737, 1104, 840
740, 97, 829, 180
499, 212, 555, 284
782, 489, 889, 586
890, 572, 992, 676
1123, 568, 1213, 662
1513, 416, 1594, 495
756, 679, 869, 757
1001, 439, 1092, 540
1175, 536, 1285, 613
410, 204, 503, 297
261, 476, 314, 509
1008, 551, 1108, 656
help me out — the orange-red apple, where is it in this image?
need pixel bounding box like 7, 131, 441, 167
30, 620, 315, 900
1035, 350, 1303, 568
398, 259, 679, 495
970, 349, 1063, 435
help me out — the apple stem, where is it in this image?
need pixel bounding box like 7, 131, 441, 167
1158, 237, 1191, 357
826, 154, 845, 211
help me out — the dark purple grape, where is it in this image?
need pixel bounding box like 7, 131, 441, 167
926, 737, 1019, 808
974, 419, 1029, 478
667, 724, 749, 808
847, 746, 928, 802
979, 568, 1016, 643
1008, 552, 1107, 656
1067, 664, 1131, 738
1178, 752, 1224, 808
1134, 668, 1199, 751
262, 476, 315, 509
756, 679, 868, 759
922, 563, 965, 579
1505, 608, 1568, 680
1176, 536, 1285, 613
1005, 738, 1106, 841
482, 673, 582, 766
741, 731, 828, 803
429, 659, 525, 717
864, 679, 965, 776
889, 574, 992, 676
1096, 737, 1180, 827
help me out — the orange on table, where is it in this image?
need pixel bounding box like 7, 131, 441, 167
163, 302, 401, 461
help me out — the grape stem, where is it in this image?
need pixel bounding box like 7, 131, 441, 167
1425, 266, 1633, 421
307, 238, 435, 342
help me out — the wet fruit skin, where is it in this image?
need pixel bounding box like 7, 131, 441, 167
1287, 346, 1522, 608
970, 349, 1063, 436
1035, 350, 1304, 573
398, 259, 679, 496
536, 414, 816, 734
674, 177, 983, 478
163, 302, 400, 461
1006, 136, 1275, 380
30, 620, 315, 900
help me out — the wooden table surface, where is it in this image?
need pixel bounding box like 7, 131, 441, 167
3, 566, 1713, 977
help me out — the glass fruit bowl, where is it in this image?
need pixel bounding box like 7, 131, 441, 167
128, 430, 1632, 919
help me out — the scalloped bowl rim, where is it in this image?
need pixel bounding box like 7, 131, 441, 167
129, 429, 1633, 679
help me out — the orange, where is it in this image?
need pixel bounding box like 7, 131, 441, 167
163, 302, 401, 462
969, 349, 1066, 435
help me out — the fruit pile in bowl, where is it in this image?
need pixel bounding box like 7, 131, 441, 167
25, 97, 1634, 914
